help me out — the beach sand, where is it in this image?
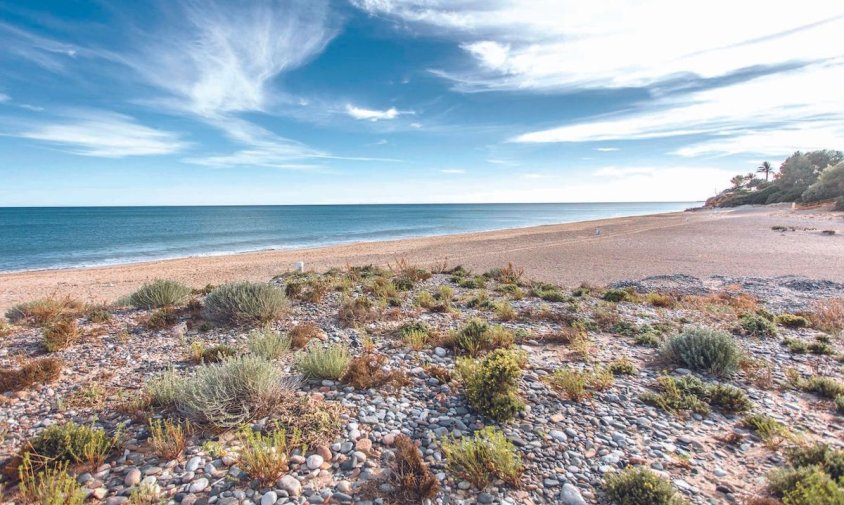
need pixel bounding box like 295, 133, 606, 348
1, 204, 842, 311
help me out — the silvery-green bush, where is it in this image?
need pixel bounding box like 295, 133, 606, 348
203, 282, 286, 324
128, 279, 192, 308
662, 327, 741, 377
146, 355, 298, 428
247, 327, 291, 360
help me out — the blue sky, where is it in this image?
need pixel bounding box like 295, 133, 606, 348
1, 0, 842, 206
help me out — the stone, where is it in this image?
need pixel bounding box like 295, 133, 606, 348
307, 454, 324, 470
261, 491, 278, 505
279, 475, 302, 497
124, 468, 142, 486
189, 477, 209, 493
559, 483, 588, 505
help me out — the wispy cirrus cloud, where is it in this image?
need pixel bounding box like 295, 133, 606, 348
512, 60, 844, 157
354, 0, 844, 91
10, 109, 186, 157
345, 104, 411, 121
440, 168, 465, 174
0, 93, 9, 103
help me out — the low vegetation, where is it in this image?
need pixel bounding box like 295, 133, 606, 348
442, 426, 522, 489
146, 355, 296, 428
203, 282, 287, 324
237, 426, 300, 485
604, 466, 687, 505
295, 343, 351, 380
446, 318, 514, 356
0, 356, 63, 393
738, 312, 778, 338
742, 414, 792, 445
385, 435, 440, 503
5, 296, 84, 326
246, 326, 291, 359
662, 327, 742, 377
544, 366, 614, 401
457, 348, 525, 422
641, 375, 751, 415
341, 351, 408, 390
128, 279, 192, 308
146, 418, 190, 460
17, 454, 86, 505
26, 421, 120, 469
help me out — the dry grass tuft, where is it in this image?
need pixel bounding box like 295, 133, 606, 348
338, 296, 378, 327
5, 296, 85, 326
387, 435, 440, 503
238, 426, 300, 484
809, 298, 844, 334
147, 418, 191, 460
43, 319, 80, 352
290, 322, 323, 348
0, 357, 63, 393
341, 351, 410, 391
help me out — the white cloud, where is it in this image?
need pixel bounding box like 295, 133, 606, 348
14, 110, 186, 157
512, 60, 844, 157
594, 147, 619, 152
0, 93, 9, 103
345, 104, 403, 121
354, 1, 844, 91
440, 169, 465, 174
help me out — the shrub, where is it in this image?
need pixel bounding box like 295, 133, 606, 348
707, 383, 753, 413
837, 395, 844, 414
457, 348, 524, 422
5, 296, 84, 326
401, 327, 431, 351
739, 313, 778, 338
43, 319, 79, 352
296, 343, 351, 380
603, 288, 634, 303
0, 356, 63, 393
742, 414, 791, 445
634, 329, 663, 347
531, 283, 568, 302
290, 322, 322, 348
341, 351, 409, 390
17, 454, 86, 505
776, 314, 811, 328
449, 318, 513, 356
799, 376, 844, 399
646, 292, 676, 308
786, 444, 844, 480
203, 282, 287, 324
835, 196, 844, 211
544, 367, 614, 401
147, 418, 190, 460
768, 466, 844, 504
145, 307, 179, 329
189, 342, 237, 363
604, 466, 686, 505
484, 263, 524, 285
493, 300, 516, 321
338, 296, 377, 326
810, 298, 844, 334
808, 341, 833, 355
85, 305, 112, 323
640, 376, 710, 416
783, 338, 809, 354
146, 355, 296, 428
662, 327, 741, 377
128, 279, 192, 308
442, 426, 522, 489
387, 435, 440, 503
28, 421, 120, 468
238, 426, 300, 484
608, 358, 637, 375
457, 275, 487, 289
247, 327, 291, 359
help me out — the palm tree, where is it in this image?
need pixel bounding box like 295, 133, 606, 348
757, 161, 773, 181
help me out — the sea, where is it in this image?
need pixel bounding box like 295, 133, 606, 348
0, 202, 699, 272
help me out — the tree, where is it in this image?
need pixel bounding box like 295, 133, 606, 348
730, 174, 746, 190
802, 161, 844, 202
757, 161, 772, 181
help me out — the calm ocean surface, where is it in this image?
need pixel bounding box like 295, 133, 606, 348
0, 203, 698, 272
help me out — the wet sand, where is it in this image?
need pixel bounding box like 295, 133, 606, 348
1, 205, 842, 311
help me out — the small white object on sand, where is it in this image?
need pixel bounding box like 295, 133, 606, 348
295, 261, 305, 273
595, 228, 601, 236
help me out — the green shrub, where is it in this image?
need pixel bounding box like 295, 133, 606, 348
192, 343, 237, 363
786, 444, 844, 480
449, 318, 513, 356
837, 395, 844, 414
295, 343, 351, 380
662, 327, 741, 377
338, 296, 378, 326
783, 338, 809, 354
146, 355, 296, 428
442, 426, 522, 489
769, 466, 844, 505
85, 305, 112, 323
544, 366, 614, 401
604, 466, 686, 505
835, 196, 844, 212
18, 454, 86, 505
800, 376, 844, 399
776, 314, 811, 328
238, 426, 300, 484
203, 282, 287, 324
742, 414, 791, 444
129, 279, 192, 308
531, 283, 568, 302
457, 275, 487, 289
603, 288, 634, 303
247, 327, 291, 359
739, 313, 778, 338
457, 348, 524, 422
640, 375, 710, 416
634, 329, 662, 347
707, 383, 753, 413
608, 358, 637, 375
28, 421, 119, 468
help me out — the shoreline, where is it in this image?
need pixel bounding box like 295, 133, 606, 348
1, 204, 842, 311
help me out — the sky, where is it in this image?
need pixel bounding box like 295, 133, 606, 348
0, 0, 842, 206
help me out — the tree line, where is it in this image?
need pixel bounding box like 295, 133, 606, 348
707, 150, 844, 210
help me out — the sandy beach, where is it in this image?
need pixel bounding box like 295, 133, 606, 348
1, 204, 842, 311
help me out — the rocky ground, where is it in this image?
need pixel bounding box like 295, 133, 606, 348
1, 267, 842, 505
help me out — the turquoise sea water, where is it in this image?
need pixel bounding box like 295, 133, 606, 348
0, 203, 698, 272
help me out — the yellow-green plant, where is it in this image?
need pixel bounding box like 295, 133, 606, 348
238, 426, 301, 484
442, 426, 522, 489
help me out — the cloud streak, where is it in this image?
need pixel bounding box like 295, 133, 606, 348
345, 104, 409, 121
12, 110, 186, 157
